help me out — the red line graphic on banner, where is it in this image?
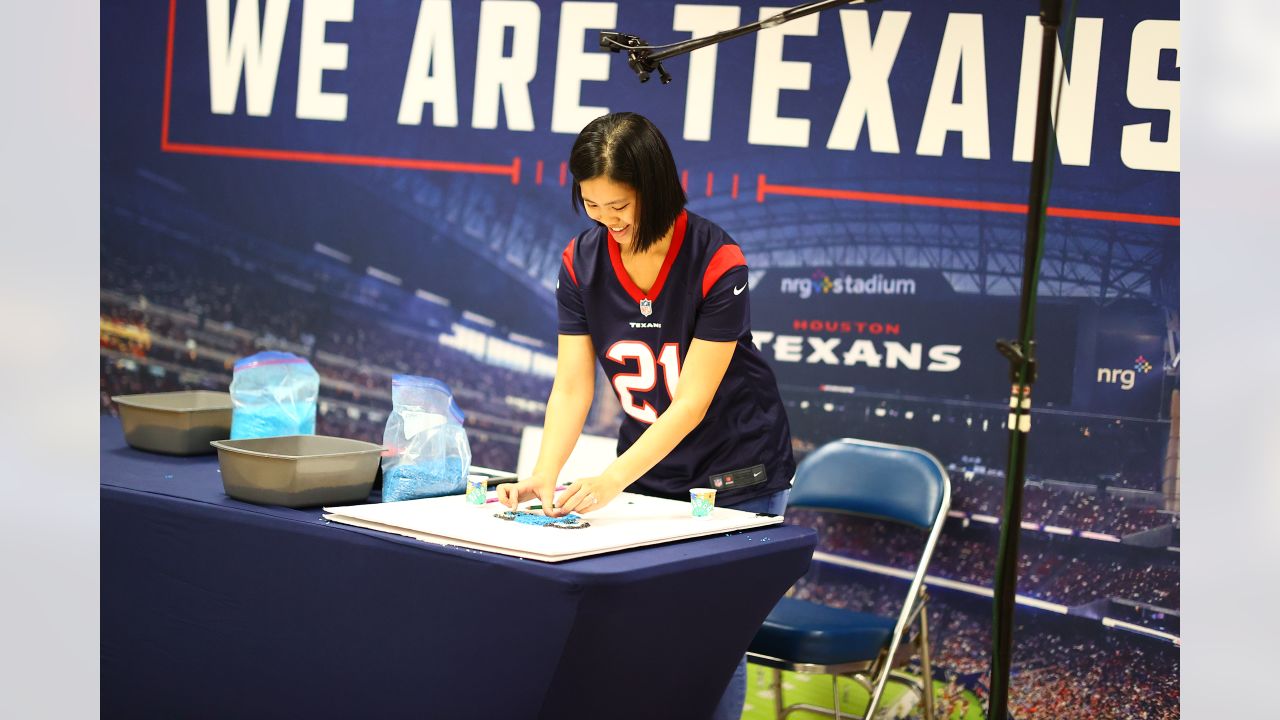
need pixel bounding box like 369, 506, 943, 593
757, 175, 1180, 227
160, 0, 520, 184
161, 0, 176, 148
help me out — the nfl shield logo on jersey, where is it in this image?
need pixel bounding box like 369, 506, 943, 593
640, 299, 653, 317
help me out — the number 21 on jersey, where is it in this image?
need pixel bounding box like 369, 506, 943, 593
605, 341, 682, 424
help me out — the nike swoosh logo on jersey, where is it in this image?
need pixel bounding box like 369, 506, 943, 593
733, 283, 747, 295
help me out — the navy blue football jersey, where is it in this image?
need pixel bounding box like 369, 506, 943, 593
557, 210, 795, 503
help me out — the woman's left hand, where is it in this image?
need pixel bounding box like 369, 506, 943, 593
548, 474, 627, 517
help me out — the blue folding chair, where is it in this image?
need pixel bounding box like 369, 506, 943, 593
747, 438, 951, 720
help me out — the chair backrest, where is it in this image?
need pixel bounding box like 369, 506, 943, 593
788, 438, 948, 530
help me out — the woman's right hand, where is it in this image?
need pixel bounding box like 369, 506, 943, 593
496, 473, 558, 512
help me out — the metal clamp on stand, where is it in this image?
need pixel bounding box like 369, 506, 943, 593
600, 32, 672, 84
997, 339, 1037, 434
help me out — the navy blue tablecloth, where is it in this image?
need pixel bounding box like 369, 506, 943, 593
100, 418, 816, 719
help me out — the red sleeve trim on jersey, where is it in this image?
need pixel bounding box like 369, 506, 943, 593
702, 244, 747, 298
562, 238, 578, 286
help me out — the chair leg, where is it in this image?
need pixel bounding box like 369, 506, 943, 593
918, 604, 936, 720
773, 667, 784, 720
832, 674, 843, 720
865, 655, 894, 720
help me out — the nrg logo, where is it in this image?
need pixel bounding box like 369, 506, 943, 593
1096, 355, 1154, 390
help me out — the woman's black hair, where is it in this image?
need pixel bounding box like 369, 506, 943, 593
569, 112, 687, 254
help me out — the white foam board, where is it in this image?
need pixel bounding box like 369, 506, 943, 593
324, 491, 782, 562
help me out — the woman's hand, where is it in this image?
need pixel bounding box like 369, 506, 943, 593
496, 473, 557, 512
548, 473, 627, 517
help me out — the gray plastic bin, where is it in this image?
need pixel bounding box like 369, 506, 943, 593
112, 390, 234, 455
211, 435, 384, 508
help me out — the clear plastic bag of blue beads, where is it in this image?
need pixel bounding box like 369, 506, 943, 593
381, 375, 471, 502
229, 351, 319, 440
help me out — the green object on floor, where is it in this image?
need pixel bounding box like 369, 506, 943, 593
740, 666, 986, 720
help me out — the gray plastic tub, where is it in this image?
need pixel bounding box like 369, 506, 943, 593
211, 435, 384, 508
112, 390, 234, 455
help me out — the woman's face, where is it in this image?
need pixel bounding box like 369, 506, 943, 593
579, 176, 639, 247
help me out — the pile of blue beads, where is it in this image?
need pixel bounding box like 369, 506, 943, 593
232, 408, 312, 439
495, 510, 589, 529
383, 457, 467, 502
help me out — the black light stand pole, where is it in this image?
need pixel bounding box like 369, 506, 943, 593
987, 0, 1064, 717
603, 2, 1069, 717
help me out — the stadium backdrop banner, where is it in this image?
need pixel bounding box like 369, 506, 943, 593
102, 0, 1180, 716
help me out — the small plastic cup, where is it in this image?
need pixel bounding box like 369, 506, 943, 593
690, 488, 716, 518
466, 475, 489, 505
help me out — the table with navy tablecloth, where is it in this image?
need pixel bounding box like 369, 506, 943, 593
100, 418, 817, 720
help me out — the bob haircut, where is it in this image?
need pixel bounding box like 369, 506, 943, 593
569, 112, 687, 254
